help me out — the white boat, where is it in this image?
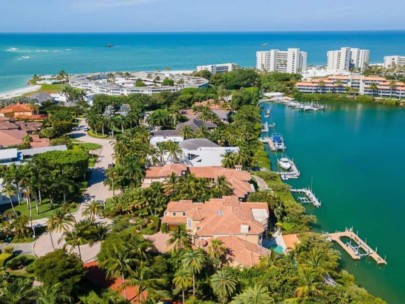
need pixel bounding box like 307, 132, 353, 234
278, 157, 292, 170
264, 108, 271, 118
271, 133, 286, 151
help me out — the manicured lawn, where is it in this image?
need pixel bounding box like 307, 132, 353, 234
73, 142, 102, 151
40, 83, 67, 93
0, 199, 79, 221
88, 130, 108, 139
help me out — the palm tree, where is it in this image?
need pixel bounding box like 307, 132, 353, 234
82, 200, 104, 221
180, 126, 195, 140
369, 83, 379, 96
213, 176, 233, 197
122, 262, 168, 304
231, 285, 273, 304
293, 268, 323, 299
210, 268, 238, 304
35, 283, 71, 304
3, 183, 17, 213
99, 245, 137, 300
221, 151, 236, 168
167, 224, 192, 252
173, 268, 193, 304
182, 249, 205, 296
165, 141, 182, 163
207, 239, 227, 268
63, 229, 86, 260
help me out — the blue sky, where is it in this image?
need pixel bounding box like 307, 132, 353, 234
1, 0, 404, 32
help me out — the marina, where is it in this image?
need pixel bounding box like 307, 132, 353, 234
327, 228, 387, 265
290, 188, 322, 207
268, 97, 327, 111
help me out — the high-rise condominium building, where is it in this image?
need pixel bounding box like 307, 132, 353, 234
196, 63, 239, 75
384, 56, 405, 69
327, 47, 370, 71
256, 48, 307, 74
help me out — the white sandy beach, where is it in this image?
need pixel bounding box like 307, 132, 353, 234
0, 85, 41, 99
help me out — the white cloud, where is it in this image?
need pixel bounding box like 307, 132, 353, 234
73, 0, 157, 12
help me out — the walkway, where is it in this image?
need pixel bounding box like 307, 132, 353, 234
33, 119, 115, 261
252, 175, 270, 191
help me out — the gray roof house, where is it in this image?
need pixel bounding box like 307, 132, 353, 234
176, 118, 217, 131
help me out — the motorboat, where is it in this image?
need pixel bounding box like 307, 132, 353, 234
278, 157, 292, 170
271, 133, 285, 151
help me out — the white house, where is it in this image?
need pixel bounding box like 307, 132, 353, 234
179, 138, 239, 167
150, 130, 184, 146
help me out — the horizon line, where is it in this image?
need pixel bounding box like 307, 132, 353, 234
1, 29, 405, 34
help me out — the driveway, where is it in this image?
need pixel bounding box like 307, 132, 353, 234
33, 119, 114, 261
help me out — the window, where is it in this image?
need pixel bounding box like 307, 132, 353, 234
173, 212, 176, 216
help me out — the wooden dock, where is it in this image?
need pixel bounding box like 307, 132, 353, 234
290, 188, 321, 207
327, 229, 387, 265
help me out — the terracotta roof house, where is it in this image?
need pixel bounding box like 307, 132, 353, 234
161, 196, 270, 267
212, 236, 270, 267
143, 163, 187, 187
0, 129, 26, 148
188, 166, 254, 199
0, 103, 34, 118
282, 234, 300, 251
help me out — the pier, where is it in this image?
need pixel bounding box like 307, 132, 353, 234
327, 228, 387, 265
290, 188, 321, 207
262, 136, 285, 152
277, 160, 300, 180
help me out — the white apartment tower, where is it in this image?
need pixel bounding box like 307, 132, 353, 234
256, 48, 307, 74
327, 47, 370, 71
384, 56, 405, 69
196, 63, 239, 75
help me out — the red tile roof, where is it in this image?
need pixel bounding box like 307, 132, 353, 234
0, 103, 33, 114
145, 163, 187, 179
213, 236, 270, 267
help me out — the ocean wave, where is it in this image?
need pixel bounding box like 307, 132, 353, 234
5, 47, 72, 53
17, 56, 31, 61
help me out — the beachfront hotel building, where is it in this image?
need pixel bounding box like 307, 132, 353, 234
256, 48, 307, 74
327, 47, 370, 72
384, 56, 405, 69
295, 75, 405, 99
196, 63, 239, 75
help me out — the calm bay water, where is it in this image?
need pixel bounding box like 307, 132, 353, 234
262, 102, 405, 303
1, 31, 405, 92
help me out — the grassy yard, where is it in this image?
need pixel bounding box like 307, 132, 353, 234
39, 83, 67, 93
88, 130, 108, 139
0, 199, 79, 221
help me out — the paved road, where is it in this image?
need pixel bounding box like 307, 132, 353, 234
33, 119, 114, 261
0, 242, 34, 255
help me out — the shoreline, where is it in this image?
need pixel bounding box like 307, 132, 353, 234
0, 69, 195, 98
0, 85, 41, 99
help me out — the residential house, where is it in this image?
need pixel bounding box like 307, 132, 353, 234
142, 163, 187, 187
0, 103, 34, 118
180, 138, 239, 167
161, 196, 270, 267
150, 129, 183, 146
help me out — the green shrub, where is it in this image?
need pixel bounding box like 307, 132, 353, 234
7, 255, 35, 270
0, 253, 13, 267
4, 246, 14, 254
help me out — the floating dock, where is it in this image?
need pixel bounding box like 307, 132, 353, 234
278, 160, 300, 180
327, 228, 387, 265
290, 188, 321, 207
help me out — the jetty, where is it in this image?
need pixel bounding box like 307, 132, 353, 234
327, 228, 387, 265
278, 160, 300, 180
290, 188, 321, 207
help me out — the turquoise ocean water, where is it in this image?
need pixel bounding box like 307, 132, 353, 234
1, 31, 405, 92
262, 103, 405, 304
